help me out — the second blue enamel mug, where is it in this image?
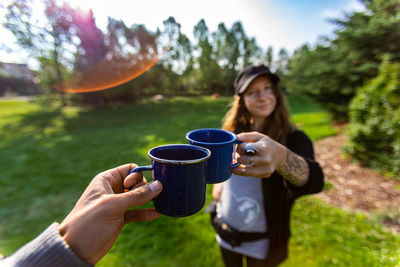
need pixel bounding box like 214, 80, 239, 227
186, 128, 240, 184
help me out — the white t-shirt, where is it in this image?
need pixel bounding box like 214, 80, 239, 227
216, 173, 269, 260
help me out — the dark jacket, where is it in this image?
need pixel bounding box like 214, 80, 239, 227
262, 130, 324, 266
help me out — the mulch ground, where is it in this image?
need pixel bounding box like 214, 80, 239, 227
314, 127, 400, 234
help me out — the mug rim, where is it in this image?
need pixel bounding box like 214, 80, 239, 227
148, 144, 211, 165
186, 128, 238, 146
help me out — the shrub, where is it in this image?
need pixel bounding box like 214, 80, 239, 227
345, 59, 400, 175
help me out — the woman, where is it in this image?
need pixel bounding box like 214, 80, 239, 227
211, 65, 324, 266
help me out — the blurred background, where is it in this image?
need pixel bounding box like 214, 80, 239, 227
0, 0, 399, 266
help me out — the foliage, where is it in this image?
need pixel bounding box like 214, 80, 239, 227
7, 0, 399, 113
3, 0, 96, 104
287, 0, 400, 121
288, 43, 357, 121
2, 0, 286, 103
345, 59, 400, 175
192, 19, 222, 94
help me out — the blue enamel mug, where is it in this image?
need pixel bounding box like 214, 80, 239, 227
129, 144, 211, 217
186, 128, 240, 184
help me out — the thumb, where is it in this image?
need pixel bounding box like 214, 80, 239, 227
117, 180, 163, 210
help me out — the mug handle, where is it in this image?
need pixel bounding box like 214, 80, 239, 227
232, 140, 243, 168
127, 165, 154, 190
129, 165, 153, 174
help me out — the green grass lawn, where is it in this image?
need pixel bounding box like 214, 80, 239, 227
0, 95, 399, 266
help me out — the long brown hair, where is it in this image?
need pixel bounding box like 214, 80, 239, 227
222, 76, 295, 145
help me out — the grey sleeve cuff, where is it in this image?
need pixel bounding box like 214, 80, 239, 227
0, 223, 93, 267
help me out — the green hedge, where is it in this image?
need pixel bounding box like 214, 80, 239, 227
345, 59, 400, 175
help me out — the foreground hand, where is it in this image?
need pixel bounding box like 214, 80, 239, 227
58, 164, 163, 265
233, 132, 286, 178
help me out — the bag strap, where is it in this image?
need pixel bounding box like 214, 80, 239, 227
206, 201, 269, 247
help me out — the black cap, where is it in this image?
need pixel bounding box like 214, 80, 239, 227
234, 65, 280, 95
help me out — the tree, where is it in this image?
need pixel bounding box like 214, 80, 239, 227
175, 33, 195, 93
97, 17, 180, 101
275, 48, 289, 76
287, 0, 400, 120
69, 8, 108, 106
193, 19, 221, 94
214, 23, 238, 70
345, 58, 400, 174
4, 0, 75, 105
212, 22, 240, 94
265, 46, 274, 69
210, 21, 263, 95
166, 32, 193, 74
242, 37, 262, 68
288, 41, 360, 120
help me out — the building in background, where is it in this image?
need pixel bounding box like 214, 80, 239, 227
0, 62, 41, 96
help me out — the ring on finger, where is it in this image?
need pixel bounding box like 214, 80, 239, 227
244, 143, 258, 156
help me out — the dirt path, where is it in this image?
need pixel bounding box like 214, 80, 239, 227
314, 130, 400, 234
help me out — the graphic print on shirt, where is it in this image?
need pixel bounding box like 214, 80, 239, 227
227, 192, 261, 230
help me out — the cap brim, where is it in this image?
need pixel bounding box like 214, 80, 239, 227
237, 72, 280, 95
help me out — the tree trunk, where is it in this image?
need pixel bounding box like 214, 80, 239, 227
53, 38, 67, 106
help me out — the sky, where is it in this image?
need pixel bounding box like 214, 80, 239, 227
0, 0, 365, 65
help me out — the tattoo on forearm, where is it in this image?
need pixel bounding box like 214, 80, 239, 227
278, 150, 309, 186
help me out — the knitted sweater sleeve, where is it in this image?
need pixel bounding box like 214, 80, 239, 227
0, 223, 93, 267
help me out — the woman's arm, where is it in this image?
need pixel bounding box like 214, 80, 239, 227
275, 148, 309, 186
212, 183, 223, 201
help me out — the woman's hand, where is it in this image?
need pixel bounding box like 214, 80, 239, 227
58, 164, 163, 265
233, 132, 309, 186
212, 183, 223, 202
233, 132, 286, 178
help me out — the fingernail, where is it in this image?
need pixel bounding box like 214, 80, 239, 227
149, 180, 162, 192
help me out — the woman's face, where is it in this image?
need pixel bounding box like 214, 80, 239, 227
243, 76, 277, 120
